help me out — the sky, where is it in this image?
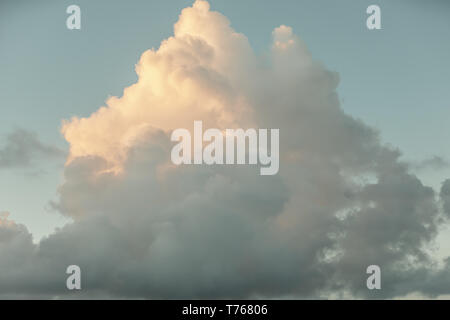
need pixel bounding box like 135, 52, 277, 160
0, 0, 450, 299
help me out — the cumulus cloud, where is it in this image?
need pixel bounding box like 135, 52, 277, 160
0, 128, 64, 169
1, 0, 450, 299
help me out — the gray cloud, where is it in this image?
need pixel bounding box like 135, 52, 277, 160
0, 128, 64, 169
0, 1, 449, 299
440, 179, 450, 218
414, 156, 450, 171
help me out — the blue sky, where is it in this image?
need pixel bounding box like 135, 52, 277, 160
1, 0, 449, 241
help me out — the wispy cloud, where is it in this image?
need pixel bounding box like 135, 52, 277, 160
0, 128, 65, 169
413, 156, 450, 171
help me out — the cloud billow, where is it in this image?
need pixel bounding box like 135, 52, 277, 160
1, 0, 449, 299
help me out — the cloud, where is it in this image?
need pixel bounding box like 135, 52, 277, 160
0, 128, 64, 169
1, 0, 450, 299
440, 180, 450, 218
414, 156, 450, 171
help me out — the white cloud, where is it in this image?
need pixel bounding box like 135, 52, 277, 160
1, 0, 449, 299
